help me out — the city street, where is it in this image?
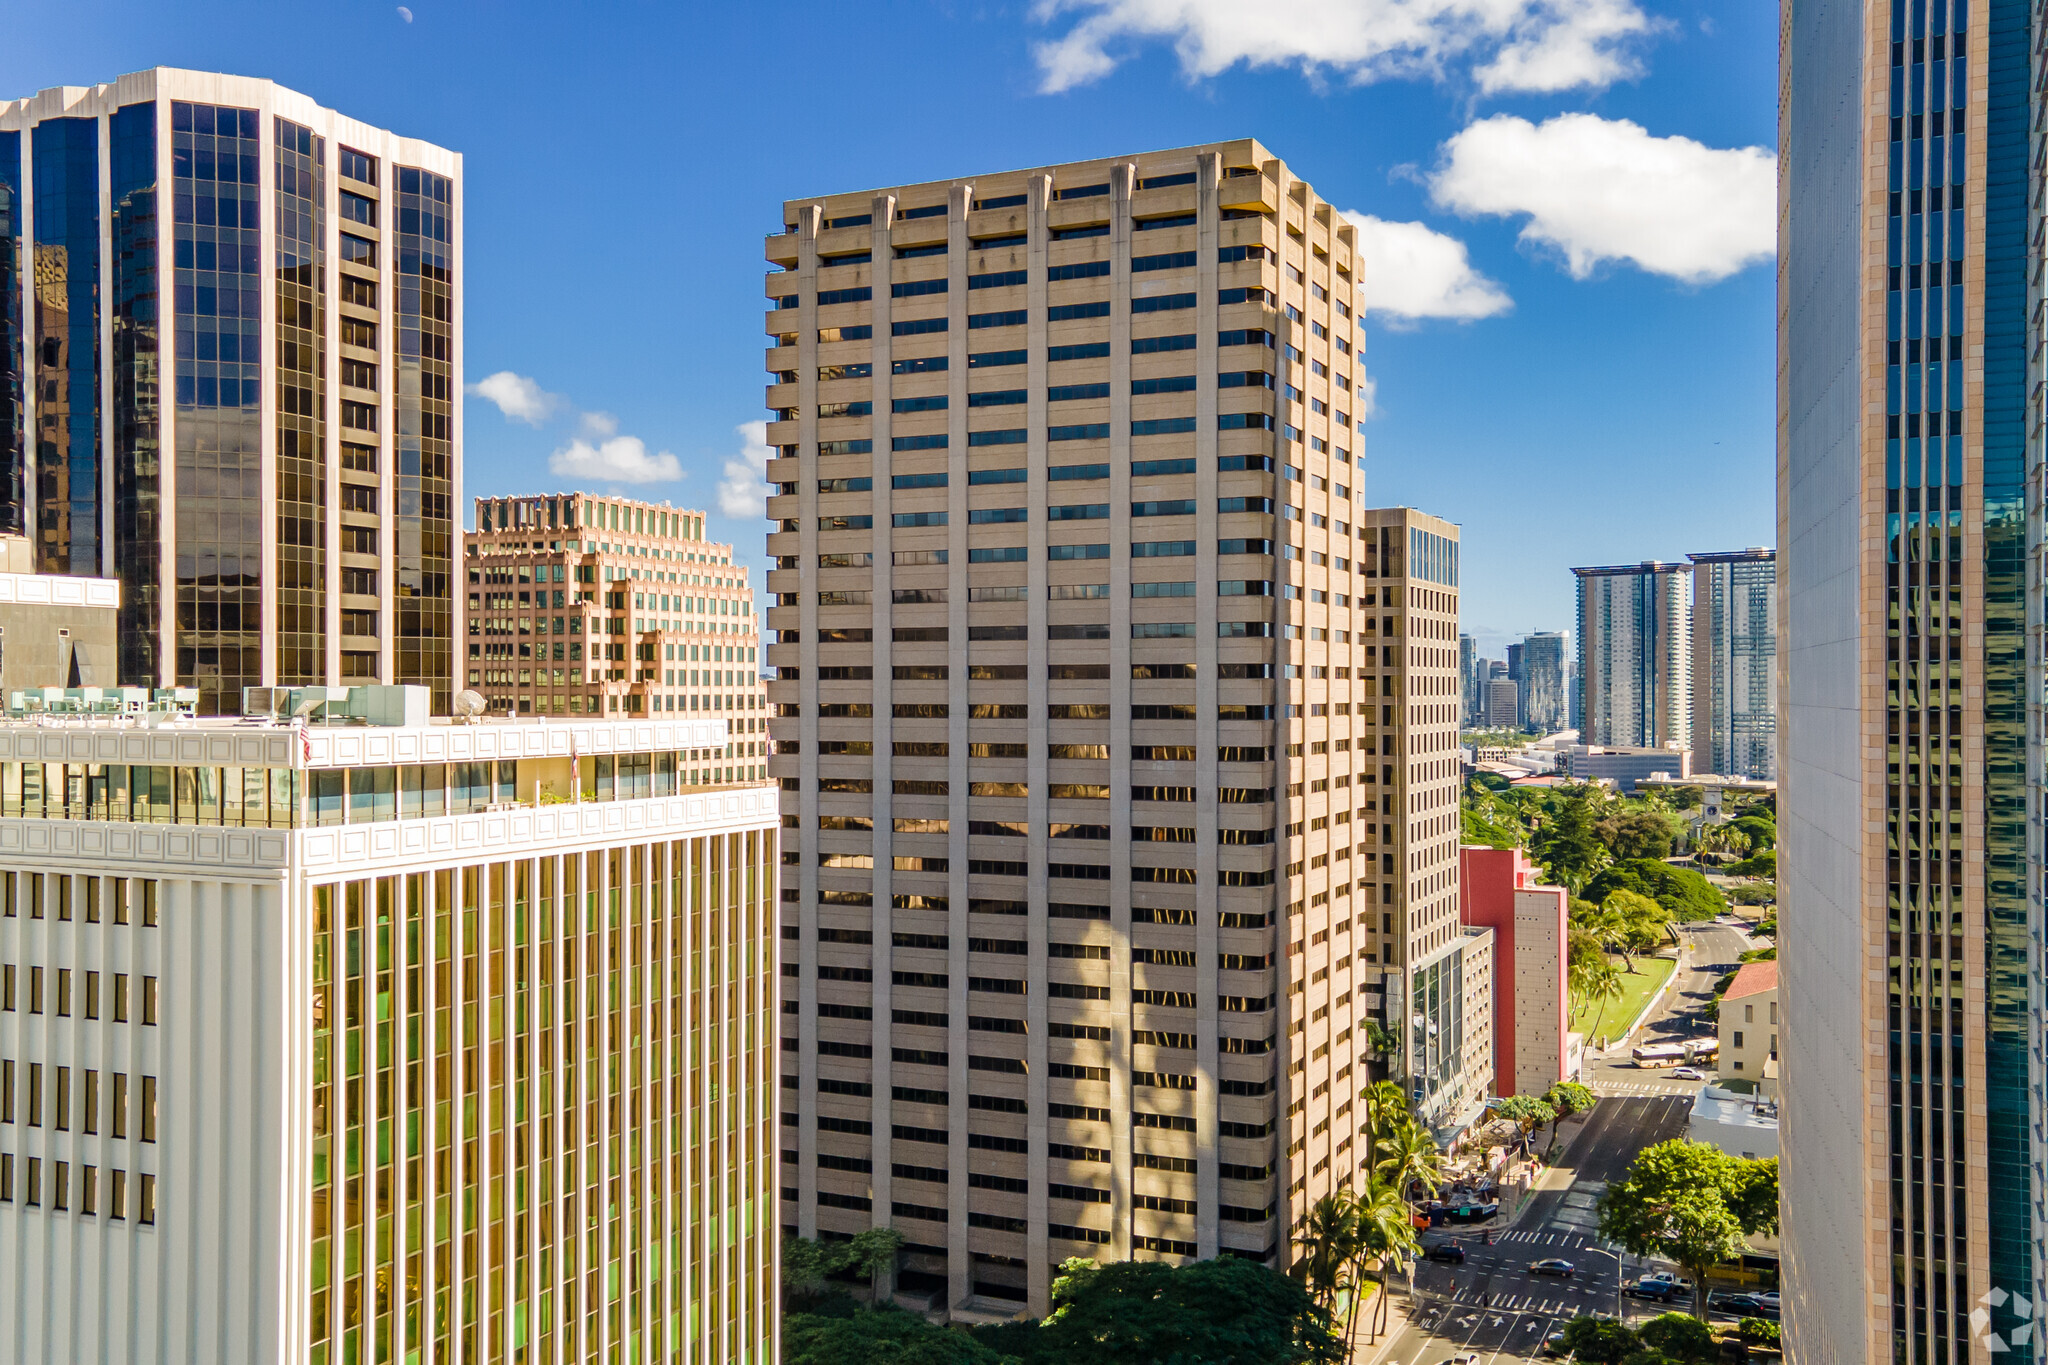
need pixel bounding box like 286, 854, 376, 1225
1364, 916, 1757, 1364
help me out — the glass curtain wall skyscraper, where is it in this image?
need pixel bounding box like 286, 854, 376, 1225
1687, 549, 1776, 780
1518, 631, 1567, 735
0, 69, 461, 712
1571, 561, 1691, 750
1781, 0, 2035, 1355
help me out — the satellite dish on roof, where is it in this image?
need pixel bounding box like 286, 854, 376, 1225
453, 689, 488, 722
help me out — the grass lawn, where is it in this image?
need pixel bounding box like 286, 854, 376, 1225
1572, 953, 1676, 1040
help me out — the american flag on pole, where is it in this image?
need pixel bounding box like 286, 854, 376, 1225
299, 723, 312, 764
570, 736, 580, 798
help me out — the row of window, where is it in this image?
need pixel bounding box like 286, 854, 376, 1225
0, 967, 158, 1023
804, 822, 1279, 849
803, 285, 1314, 317
785, 893, 1271, 931
806, 458, 1280, 494
0, 1156, 155, 1223
0, 874, 160, 926
792, 538, 1412, 570
0, 1064, 155, 1139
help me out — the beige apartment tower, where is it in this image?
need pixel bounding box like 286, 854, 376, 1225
464, 493, 769, 777
764, 141, 1461, 1317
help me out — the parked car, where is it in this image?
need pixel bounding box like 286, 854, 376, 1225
1424, 1243, 1468, 1264
1672, 1066, 1707, 1081
1528, 1258, 1577, 1278
1438, 1354, 1483, 1365
1711, 1293, 1781, 1320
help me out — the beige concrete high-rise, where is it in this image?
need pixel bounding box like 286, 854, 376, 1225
1360, 507, 1490, 1134
764, 143, 1471, 1317
463, 493, 769, 766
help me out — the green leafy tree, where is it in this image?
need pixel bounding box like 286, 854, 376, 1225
1534, 788, 1610, 892
1727, 849, 1777, 879
781, 1233, 840, 1306
846, 1226, 905, 1305
1596, 807, 1685, 860
1637, 1312, 1719, 1362
1738, 1318, 1782, 1346
1560, 1315, 1641, 1364
1729, 814, 1777, 852
1492, 1094, 1556, 1144
1540, 1080, 1597, 1156
784, 1306, 1015, 1365
1599, 1140, 1777, 1318
984, 1255, 1342, 1365
1597, 888, 1673, 970
1585, 860, 1729, 920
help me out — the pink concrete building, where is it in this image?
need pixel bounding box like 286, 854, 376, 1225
1459, 845, 1573, 1097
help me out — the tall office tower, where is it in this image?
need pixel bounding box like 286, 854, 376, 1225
0, 702, 779, 1365
464, 493, 768, 755
1519, 631, 1568, 735
1458, 633, 1478, 726
1484, 676, 1521, 730
1505, 642, 1523, 688
1687, 549, 1777, 780
1572, 562, 1691, 750
765, 141, 1427, 1317
1358, 507, 1490, 1136
0, 69, 461, 713
1781, 0, 2035, 1353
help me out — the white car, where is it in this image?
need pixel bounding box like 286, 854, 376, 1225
1672, 1066, 1707, 1081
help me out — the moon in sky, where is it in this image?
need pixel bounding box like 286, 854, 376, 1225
396, 6, 414, 21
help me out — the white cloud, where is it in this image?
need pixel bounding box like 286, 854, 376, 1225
578, 410, 619, 439
548, 433, 683, 485
1430, 113, 1776, 283
1343, 213, 1511, 323
717, 421, 775, 520
465, 370, 562, 426
1031, 0, 1657, 96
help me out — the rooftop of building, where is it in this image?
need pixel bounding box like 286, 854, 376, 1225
781, 137, 1279, 215
1692, 1082, 1779, 1130
1570, 561, 1692, 577
1686, 547, 1777, 563
1723, 960, 1779, 1001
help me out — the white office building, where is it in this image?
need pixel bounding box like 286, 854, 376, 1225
0, 701, 779, 1365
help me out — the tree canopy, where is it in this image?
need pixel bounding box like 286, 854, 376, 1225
1585, 859, 1728, 921
784, 1305, 1015, 1365
972, 1256, 1342, 1365
1594, 807, 1685, 861
1598, 1141, 1779, 1317
1560, 1315, 1640, 1364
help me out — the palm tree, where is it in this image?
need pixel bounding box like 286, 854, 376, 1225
1576, 956, 1626, 1043
1352, 1177, 1420, 1343
1357, 1078, 1410, 1172
1373, 1114, 1445, 1206
1294, 1191, 1364, 1327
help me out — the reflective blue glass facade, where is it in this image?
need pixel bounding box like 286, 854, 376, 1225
111, 102, 161, 687
0, 131, 22, 537
170, 101, 264, 712
31, 117, 100, 575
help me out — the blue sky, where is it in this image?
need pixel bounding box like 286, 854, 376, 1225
7, 0, 1777, 654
